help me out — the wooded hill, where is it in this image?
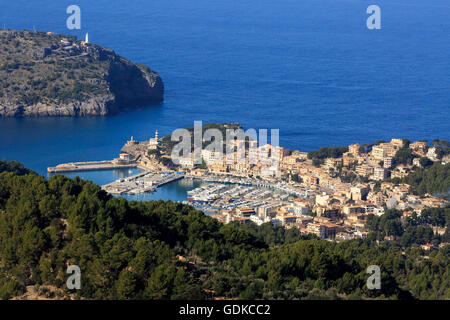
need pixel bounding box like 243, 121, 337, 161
0, 160, 448, 300
0, 30, 163, 117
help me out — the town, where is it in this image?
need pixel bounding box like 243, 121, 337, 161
48, 125, 450, 247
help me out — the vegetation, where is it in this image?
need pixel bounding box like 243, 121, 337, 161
0, 30, 110, 106
365, 208, 450, 246
0, 159, 31, 175
0, 161, 449, 300
419, 157, 434, 168
402, 163, 450, 200
393, 147, 416, 166
307, 147, 348, 161
236, 222, 317, 246
0, 29, 162, 111
358, 140, 385, 154
158, 123, 242, 159
291, 173, 302, 183
432, 139, 450, 160
307, 146, 348, 167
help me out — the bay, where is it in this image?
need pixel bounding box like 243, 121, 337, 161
0, 0, 448, 186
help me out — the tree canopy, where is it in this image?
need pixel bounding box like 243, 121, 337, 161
0, 161, 448, 300
403, 163, 450, 199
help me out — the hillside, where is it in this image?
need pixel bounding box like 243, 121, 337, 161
403, 163, 450, 200
0, 160, 448, 300
0, 30, 164, 117
157, 123, 243, 155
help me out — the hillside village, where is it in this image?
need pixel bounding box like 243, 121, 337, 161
117, 126, 450, 247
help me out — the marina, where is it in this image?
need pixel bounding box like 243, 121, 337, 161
187, 174, 311, 199
101, 170, 185, 195
186, 177, 312, 212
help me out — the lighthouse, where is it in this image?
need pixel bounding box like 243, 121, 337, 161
148, 130, 159, 150
85, 32, 89, 44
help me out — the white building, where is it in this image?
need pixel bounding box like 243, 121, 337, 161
179, 157, 194, 168
373, 167, 388, 181
202, 149, 224, 166
426, 147, 438, 161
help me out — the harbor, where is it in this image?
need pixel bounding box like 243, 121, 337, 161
187, 174, 312, 199
186, 178, 310, 212
45, 130, 331, 226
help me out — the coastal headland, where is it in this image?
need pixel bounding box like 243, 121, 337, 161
0, 29, 164, 117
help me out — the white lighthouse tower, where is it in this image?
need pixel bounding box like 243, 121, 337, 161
148, 130, 159, 150
85, 32, 89, 44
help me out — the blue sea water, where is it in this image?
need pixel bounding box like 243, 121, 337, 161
48, 168, 201, 202
120, 178, 203, 202
48, 168, 142, 187
0, 0, 449, 181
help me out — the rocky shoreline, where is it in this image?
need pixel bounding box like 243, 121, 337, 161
0, 95, 117, 117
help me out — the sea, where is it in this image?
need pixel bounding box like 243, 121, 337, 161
0, 0, 449, 201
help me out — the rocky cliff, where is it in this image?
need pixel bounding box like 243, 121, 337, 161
0, 30, 164, 117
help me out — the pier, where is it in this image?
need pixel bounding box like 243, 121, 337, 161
47, 161, 138, 173
47, 159, 185, 196
101, 171, 185, 195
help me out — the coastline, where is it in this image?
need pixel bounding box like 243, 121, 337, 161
44, 128, 449, 243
